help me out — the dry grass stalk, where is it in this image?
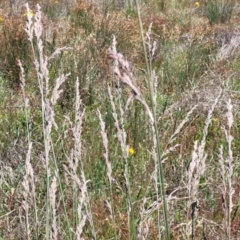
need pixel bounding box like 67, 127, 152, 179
19, 56, 38, 239
64, 162, 89, 239
97, 109, 112, 184
25, 2, 70, 167
108, 86, 128, 158
72, 78, 85, 171
107, 36, 154, 123
167, 105, 198, 145
108, 85, 134, 238
50, 173, 58, 240
161, 104, 198, 163
64, 149, 89, 239
76, 200, 87, 240
137, 197, 153, 240
217, 31, 240, 60
218, 99, 234, 239
64, 78, 96, 239
22, 142, 33, 240
186, 88, 222, 203
98, 109, 119, 236
137, 189, 185, 238
24, 3, 72, 239
107, 35, 138, 95
184, 88, 222, 237
146, 22, 157, 68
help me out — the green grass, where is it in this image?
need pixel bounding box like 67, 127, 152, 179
205, 0, 235, 24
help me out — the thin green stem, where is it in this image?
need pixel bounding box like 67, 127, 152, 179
124, 158, 136, 240
51, 139, 73, 240
135, 1, 170, 239
109, 185, 118, 240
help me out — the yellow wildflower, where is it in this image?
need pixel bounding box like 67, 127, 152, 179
0, 17, 3, 23
128, 147, 135, 156
54, 0, 59, 4
194, 1, 200, 7
212, 118, 218, 123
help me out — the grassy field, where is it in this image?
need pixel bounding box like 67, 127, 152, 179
0, 0, 240, 239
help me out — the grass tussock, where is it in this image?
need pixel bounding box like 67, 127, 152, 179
1, 0, 240, 239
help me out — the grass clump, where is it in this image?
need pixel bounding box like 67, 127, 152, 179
205, 0, 235, 24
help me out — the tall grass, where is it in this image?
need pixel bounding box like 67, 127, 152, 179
24, 4, 73, 239
1, 0, 240, 239
135, 1, 170, 238
218, 99, 234, 240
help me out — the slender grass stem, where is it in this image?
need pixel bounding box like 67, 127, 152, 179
51, 139, 73, 240
135, 1, 170, 239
